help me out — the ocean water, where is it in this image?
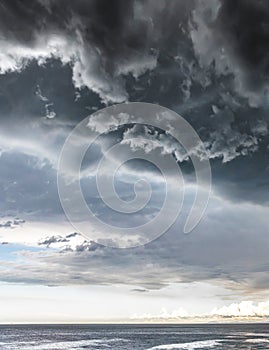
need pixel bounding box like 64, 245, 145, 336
0, 324, 268, 349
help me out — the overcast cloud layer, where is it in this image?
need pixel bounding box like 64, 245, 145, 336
0, 0, 269, 317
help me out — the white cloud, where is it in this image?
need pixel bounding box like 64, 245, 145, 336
120, 114, 263, 164
131, 301, 269, 322
87, 112, 130, 134
131, 307, 189, 321
212, 301, 269, 318
0, 30, 156, 104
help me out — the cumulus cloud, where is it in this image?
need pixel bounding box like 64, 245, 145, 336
37, 231, 102, 252
0, 221, 13, 229
120, 107, 266, 164
212, 300, 269, 318
131, 307, 189, 321
131, 301, 269, 321
38, 232, 90, 250
121, 124, 188, 162
0, 218, 25, 229
38, 235, 69, 247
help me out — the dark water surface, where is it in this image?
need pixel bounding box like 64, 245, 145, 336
0, 324, 268, 349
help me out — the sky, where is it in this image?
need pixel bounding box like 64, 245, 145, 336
1, 0, 269, 323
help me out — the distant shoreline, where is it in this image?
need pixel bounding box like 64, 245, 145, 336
0, 322, 268, 326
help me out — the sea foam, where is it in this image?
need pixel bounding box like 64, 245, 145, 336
147, 339, 222, 350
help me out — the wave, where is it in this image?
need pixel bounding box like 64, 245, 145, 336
146, 339, 222, 350
245, 338, 269, 344
1, 338, 126, 350
227, 332, 269, 338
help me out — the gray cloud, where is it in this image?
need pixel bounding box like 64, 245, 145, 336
0, 151, 62, 217
0, 0, 195, 104
0, 218, 25, 228
0, 196, 269, 296
0, 0, 269, 298
190, 0, 269, 107
131, 288, 149, 293
121, 108, 267, 164
0, 221, 13, 229
218, 0, 269, 84
38, 235, 69, 248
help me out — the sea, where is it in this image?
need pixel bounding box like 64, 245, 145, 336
0, 324, 268, 349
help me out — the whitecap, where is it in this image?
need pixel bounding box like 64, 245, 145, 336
1, 338, 126, 350
146, 339, 222, 350
245, 338, 269, 344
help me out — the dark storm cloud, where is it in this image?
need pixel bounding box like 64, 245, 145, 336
0, 0, 269, 210
0, 0, 267, 108
0, 0, 140, 53
0, 0, 268, 303
183, 0, 269, 204
1, 0, 192, 52
0, 0, 194, 103
191, 0, 269, 106
218, 0, 269, 84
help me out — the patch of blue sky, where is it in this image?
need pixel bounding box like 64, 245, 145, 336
0, 243, 48, 262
